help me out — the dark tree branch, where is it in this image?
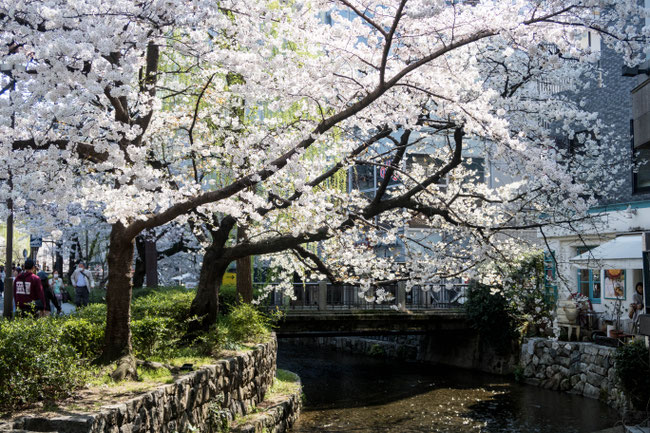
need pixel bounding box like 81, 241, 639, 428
292, 245, 340, 284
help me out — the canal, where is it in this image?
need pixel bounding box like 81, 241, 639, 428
277, 342, 620, 433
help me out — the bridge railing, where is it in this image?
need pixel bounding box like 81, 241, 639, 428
257, 282, 467, 311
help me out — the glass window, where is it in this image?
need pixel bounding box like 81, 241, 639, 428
577, 268, 602, 304
405, 154, 447, 187
462, 157, 485, 184
579, 269, 591, 297
592, 271, 601, 299
351, 165, 375, 192
543, 251, 557, 302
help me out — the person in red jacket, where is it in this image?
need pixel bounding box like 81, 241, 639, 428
13, 259, 46, 317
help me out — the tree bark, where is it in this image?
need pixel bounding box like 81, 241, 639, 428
187, 244, 229, 334
54, 242, 64, 275
133, 235, 146, 288
98, 223, 136, 365
67, 234, 80, 282
144, 237, 158, 287
236, 225, 253, 303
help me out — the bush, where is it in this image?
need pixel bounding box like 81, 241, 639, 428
218, 284, 237, 314
0, 318, 88, 411
614, 341, 650, 409
131, 316, 179, 358
72, 302, 107, 324
225, 302, 272, 344
466, 283, 518, 355
61, 318, 104, 359
131, 289, 194, 323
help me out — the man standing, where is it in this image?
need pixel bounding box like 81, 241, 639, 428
71, 262, 94, 307
13, 259, 46, 317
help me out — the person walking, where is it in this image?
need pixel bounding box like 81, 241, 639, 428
50, 271, 65, 304
71, 263, 94, 307
37, 268, 62, 315
13, 259, 46, 317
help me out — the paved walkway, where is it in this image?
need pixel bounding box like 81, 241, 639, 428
0, 294, 76, 317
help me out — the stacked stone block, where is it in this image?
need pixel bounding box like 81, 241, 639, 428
2, 337, 281, 433
520, 338, 627, 411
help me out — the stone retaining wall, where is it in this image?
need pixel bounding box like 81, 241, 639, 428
230, 378, 302, 433
1, 336, 293, 433
520, 338, 628, 412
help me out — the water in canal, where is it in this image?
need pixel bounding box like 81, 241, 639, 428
277, 343, 620, 433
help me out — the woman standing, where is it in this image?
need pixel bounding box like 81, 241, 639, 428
630, 282, 645, 332
50, 271, 64, 305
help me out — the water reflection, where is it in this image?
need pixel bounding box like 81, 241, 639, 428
277, 342, 619, 433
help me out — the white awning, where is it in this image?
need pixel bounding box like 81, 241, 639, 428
570, 234, 643, 269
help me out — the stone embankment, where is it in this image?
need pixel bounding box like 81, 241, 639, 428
519, 338, 627, 411
0, 335, 301, 433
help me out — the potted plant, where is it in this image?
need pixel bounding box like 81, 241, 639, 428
564, 293, 590, 324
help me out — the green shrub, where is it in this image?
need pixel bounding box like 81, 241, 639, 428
72, 302, 107, 324
225, 303, 271, 344
0, 318, 88, 411
466, 283, 518, 355
131, 316, 179, 358
219, 284, 237, 314
131, 289, 194, 323
61, 318, 104, 359
614, 341, 650, 409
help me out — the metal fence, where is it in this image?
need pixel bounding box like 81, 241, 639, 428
258, 282, 467, 311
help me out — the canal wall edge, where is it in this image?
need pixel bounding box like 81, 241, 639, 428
1, 335, 291, 433
283, 331, 517, 375
229, 375, 302, 433
519, 338, 638, 417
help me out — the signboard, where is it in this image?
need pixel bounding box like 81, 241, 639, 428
29, 236, 43, 248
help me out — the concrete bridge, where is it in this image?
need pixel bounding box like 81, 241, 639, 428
274, 310, 469, 338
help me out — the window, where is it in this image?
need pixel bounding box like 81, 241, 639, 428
633, 147, 650, 193
543, 251, 558, 302
351, 164, 375, 192
576, 246, 601, 304
405, 154, 447, 189
577, 268, 601, 304
462, 156, 485, 185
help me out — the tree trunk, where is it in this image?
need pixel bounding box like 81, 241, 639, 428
236, 225, 253, 303
67, 234, 80, 282
133, 235, 146, 288
98, 223, 136, 365
144, 237, 158, 287
187, 245, 229, 335
54, 242, 64, 275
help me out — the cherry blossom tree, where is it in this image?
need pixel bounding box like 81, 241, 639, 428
2, 0, 646, 371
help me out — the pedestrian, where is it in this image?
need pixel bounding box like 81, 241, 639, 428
13, 259, 46, 317
50, 271, 65, 304
71, 262, 94, 307
37, 268, 62, 315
